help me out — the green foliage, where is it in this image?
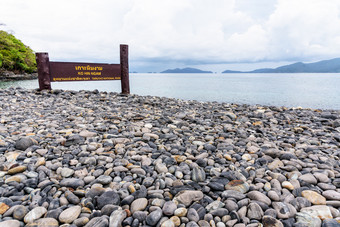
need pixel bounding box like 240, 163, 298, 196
0, 30, 36, 73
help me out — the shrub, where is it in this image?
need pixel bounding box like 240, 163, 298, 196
0, 30, 36, 73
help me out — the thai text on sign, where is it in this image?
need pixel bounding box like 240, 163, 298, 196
36, 44, 130, 94
49, 62, 121, 82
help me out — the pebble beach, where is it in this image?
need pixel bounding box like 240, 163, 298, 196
0, 88, 340, 227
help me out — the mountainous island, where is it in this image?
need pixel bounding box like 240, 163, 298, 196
0, 30, 37, 80
161, 67, 212, 73
222, 58, 340, 73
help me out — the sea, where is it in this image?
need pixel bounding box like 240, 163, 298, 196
1, 73, 340, 110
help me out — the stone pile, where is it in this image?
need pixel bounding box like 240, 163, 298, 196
0, 88, 339, 227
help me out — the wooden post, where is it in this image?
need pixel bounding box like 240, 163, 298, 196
36, 53, 51, 90
120, 44, 130, 94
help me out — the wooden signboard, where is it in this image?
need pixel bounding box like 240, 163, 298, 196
36, 44, 130, 94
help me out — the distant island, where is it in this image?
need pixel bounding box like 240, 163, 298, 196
161, 67, 212, 73
222, 58, 340, 73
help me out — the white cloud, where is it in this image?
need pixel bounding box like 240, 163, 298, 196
265, 0, 340, 60
1, 0, 340, 71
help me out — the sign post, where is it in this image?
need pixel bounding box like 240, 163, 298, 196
36, 45, 130, 94
36, 53, 51, 90
120, 44, 130, 94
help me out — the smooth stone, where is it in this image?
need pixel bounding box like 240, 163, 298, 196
222, 190, 246, 200
225, 180, 249, 194
26, 218, 59, 227
15, 137, 35, 150
198, 220, 210, 227
264, 208, 277, 218
174, 207, 187, 217
13, 205, 28, 220
272, 202, 296, 219
86, 185, 106, 199
7, 166, 27, 175
101, 204, 119, 216
216, 222, 226, 227
73, 217, 90, 226
262, 215, 284, 227
161, 219, 175, 227
152, 198, 165, 207
121, 195, 135, 206
268, 159, 284, 170
59, 205, 81, 223
5, 174, 27, 183
0, 220, 21, 227
4, 152, 20, 163
299, 174, 317, 184
84, 216, 109, 227
65, 190, 80, 204
155, 163, 168, 174
318, 183, 336, 190
0, 202, 9, 214
289, 197, 311, 210
60, 178, 85, 189
96, 190, 120, 209
131, 168, 146, 175
130, 198, 148, 214
225, 200, 238, 212
132, 211, 147, 222
326, 201, 340, 208
143, 177, 155, 187
96, 175, 112, 185
170, 216, 180, 226
209, 208, 229, 217
322, 219, 340, 227
173, 190, 204, 207
24, 206, 47, 223
79, 130, 97, 137
247, 202, 263, 220
146, 208, 163, 226
322, 190, 340, 200
187, 208, 200, 222
109, 209, 127, 227
313, 172, 329, 183
300, 205, 333, 220
301, 190, 326, 205
295, 212, 322, 227
205, 201, 225, 212
60, 167, 74, 178
186, 221, 199, 227
282, 181, 294, 190
267, 190, 280, 201
247, 191, 271, 205
163, 201, 177, 216
208, 181, 225, 191
45, 208, 62, 220
191, 167, 206, 182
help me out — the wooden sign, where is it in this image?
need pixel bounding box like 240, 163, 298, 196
49, 62, 121, 82
36, 44, 130, 94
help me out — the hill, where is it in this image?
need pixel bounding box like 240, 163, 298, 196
0, 30, 36, 73
161, 67, 212, 73
222, 58, 340, 73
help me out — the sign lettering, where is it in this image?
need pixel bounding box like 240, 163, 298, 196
49, 62, 121, 82
36, 44, 130, 94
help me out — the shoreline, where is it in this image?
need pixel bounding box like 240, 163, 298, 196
0, 70, 38, 81
0, 88, 340, 226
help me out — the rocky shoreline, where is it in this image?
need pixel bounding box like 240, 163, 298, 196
0, 70, 38, 81
0, 88, 340, 227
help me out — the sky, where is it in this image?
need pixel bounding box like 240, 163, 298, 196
1, 0, 340, 72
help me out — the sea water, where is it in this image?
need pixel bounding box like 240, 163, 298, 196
1, 73, 339, 110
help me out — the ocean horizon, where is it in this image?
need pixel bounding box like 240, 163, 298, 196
1, 73, 340, 110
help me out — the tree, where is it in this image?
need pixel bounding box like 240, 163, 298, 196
0, 30, 36, 73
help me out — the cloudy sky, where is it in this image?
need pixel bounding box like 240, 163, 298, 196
1, 0, 340, 72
